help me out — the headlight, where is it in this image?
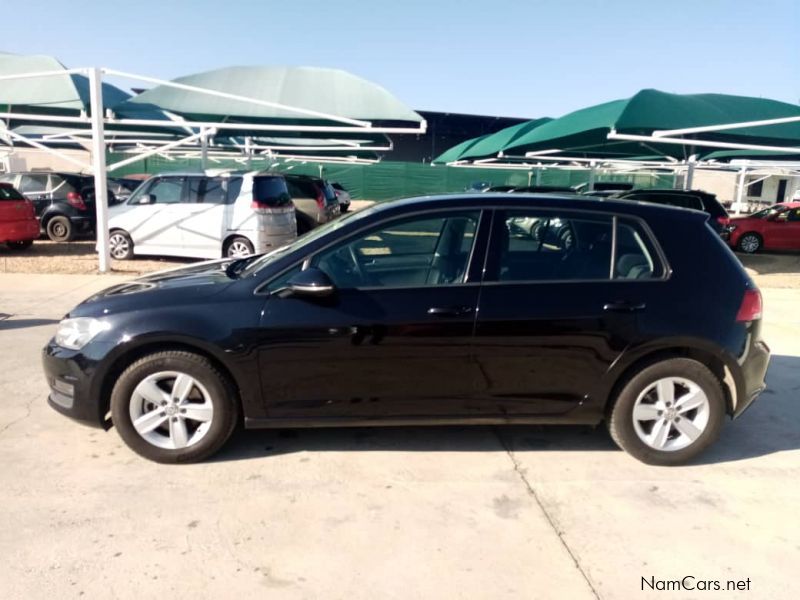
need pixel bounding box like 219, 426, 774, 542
55, 318, 110, 350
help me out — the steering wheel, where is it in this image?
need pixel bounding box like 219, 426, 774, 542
347, 244, 366, 281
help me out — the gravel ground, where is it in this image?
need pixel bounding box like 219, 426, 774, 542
0, 240, 197, 275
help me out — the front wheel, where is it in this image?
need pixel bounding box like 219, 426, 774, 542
109, 230, 134, 260
110, 351, 239, 463
607, 358, 725, 466
737, 232, 762, 254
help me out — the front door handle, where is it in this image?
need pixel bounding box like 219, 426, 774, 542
603, 301, 646, 313
428, 306, 473, 317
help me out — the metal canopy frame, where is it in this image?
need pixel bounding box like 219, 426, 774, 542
0, 66, 426, 271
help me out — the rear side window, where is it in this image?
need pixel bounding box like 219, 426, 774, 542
185, 176, 204, 203
201, 177, 227, 205
489, 210, 614, 282
614, 219, 664, 280
286, 178, 319, 199
19, 175, 48, 194
0, 185, 25, 201
253, 176, 292, 207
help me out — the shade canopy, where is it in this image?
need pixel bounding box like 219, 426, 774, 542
115, 66, 423, 126
502, 89, 800, 159
432, 117, 552, 164
0, 52, 129, 113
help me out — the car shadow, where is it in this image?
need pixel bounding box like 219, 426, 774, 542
0, 317, 59, 331
210, 354, 800, 466
737, 251, 800, 275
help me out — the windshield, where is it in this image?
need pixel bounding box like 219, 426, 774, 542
749, 205, 787, 219
238, 205, 379, 278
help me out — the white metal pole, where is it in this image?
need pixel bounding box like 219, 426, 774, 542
88, 67, 110, 273
200, 127, 208, 171
535, 165, 543, 186
587, 160, 597, 191
684, 156, 697, 190
734, 167, 746, 216
245, 136, 252, 169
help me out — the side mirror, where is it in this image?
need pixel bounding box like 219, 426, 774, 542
138, 194, 156, 205
284, 267, 336, 298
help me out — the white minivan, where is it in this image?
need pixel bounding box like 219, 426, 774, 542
107, 171, 297, 260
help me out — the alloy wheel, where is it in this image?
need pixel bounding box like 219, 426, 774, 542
109, 233, 130, 259
227, 240, 252, 257
129, 371, 214, 450
740, 234, 760, 253
631, 376, 710, 452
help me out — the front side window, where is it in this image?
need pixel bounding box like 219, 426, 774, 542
310, 211, 480, 289
489, 210, 613, 282
148, 178, 184, 204
786, 208, 800, 222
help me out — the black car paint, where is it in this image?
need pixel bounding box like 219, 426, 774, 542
43, 194, 769, 431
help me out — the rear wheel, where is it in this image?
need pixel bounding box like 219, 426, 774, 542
607, 358, 725, 466
737, 232, 762, 254
109, 230, 134, 260
6, 240, 33, 250
110, 351, 239, 463
224, 236, 254, 258
46, 215, 73, 242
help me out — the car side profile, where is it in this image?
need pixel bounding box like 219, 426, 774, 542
726, 202, 800, 253
107, 171, 297, 260
0, 171, 116, 241
43, 194, 769, 465
0, 182, 40, 250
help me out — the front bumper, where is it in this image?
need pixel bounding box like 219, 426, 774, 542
732, 338, 770, 418
42, 339, 109, 428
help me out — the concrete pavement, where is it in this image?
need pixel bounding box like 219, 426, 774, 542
0, 273, 798, 599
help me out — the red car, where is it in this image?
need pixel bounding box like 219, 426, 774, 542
727, 202, 800, 253
0, 182, 39, 250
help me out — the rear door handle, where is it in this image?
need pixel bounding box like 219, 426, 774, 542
428, 306, 473, 317
603, 301, 646, 313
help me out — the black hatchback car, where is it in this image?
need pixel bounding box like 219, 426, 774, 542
616, 189, 731, 236
42, 194, 769, 465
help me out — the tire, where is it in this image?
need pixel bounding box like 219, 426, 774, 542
109, 230, 134, 260
45, 215, 73, 242
607, 358, 725, 466
737, 232, 762, 254
6, 240, 33, 250
296, 215, 312, 235
110, 351, 239, 464
224, 236, 254, 258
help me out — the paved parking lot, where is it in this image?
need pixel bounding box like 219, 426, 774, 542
1, 272, 798, 599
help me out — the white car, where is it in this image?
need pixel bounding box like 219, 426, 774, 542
108, 171, 297, 260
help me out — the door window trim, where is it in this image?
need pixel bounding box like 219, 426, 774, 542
480, 207, 671, 286
255, 207, 487, 295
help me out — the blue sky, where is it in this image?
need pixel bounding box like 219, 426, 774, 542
2, 0, 798, 119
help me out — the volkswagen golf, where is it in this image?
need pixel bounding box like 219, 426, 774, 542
42, 194, 770, 465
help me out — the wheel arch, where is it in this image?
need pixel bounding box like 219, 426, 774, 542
96, 338, 245, 428
603, 344, 736, 418
222, 233, 256, 256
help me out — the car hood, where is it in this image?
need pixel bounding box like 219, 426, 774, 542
69, 258, 239, 318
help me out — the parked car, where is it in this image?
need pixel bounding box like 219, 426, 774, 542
0, 183, 39, 250
576, 182, 634, 195
107, 171, 296, 260
43, 193, 769, 465
616, 189, 730, 235
331, 182, 352, 213
726, 202, 800, 253
484, 185, 517, 193
108, 177, 142, 205
0, 171, 116, 242
283, 174, 339, 233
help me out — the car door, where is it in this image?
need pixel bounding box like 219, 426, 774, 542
121, 176, 186, 254
177, 176, 227, 258
770, 207, 800, 249
472, 208, 664, 416
254, 209, 487, 420
17, 174, 50, 217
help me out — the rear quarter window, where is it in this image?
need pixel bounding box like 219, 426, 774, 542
253, 177, 292, 207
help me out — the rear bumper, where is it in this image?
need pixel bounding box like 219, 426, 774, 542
732, 338, 770, 418
0, 219, 39, 243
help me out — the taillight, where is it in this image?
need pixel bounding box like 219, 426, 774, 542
736, 288, 762, 322
315, 188, 325, 210
67, 191, 87, 211
717, 216, 730, 227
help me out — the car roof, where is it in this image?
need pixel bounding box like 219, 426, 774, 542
365, 193, 710, 221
